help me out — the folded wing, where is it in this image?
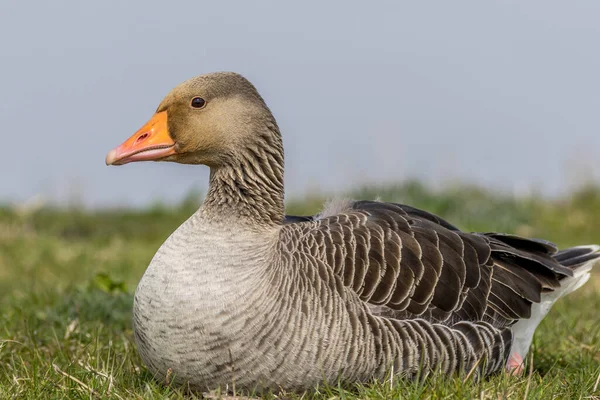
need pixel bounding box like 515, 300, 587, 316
288, 200, 574, 329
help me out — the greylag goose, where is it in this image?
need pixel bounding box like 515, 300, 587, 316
106, 72, 600, 393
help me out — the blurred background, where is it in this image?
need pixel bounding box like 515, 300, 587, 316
2, 2, 600, 398
2, 0, 600, 208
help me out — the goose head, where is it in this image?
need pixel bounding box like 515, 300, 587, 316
105, 72, 276, 168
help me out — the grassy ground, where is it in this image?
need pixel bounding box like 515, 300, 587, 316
1, 181, 599, 399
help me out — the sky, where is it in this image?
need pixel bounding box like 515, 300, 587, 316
2, 1, 599, 207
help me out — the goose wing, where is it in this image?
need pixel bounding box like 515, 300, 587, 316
286, 200, 573, 328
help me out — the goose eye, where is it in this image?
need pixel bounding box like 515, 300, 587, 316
190, 97, 206, 109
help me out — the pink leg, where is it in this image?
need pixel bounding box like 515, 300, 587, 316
506, 352, 525, 376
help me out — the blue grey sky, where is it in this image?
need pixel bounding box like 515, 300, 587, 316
2, 1, 599, 207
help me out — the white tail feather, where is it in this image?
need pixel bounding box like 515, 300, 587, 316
509, 255, 598, 360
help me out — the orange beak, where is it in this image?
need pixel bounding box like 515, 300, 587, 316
105, 111, 177, 166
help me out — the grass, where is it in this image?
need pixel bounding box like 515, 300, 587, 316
1, 180, 599, 399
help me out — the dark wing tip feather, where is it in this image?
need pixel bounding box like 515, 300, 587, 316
484, 233, 558, 255
554, 245, 600, 267
484, 234, 573, 277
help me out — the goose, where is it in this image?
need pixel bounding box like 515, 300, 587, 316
106, 72, 600, 393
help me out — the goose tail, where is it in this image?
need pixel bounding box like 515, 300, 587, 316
509, 244, 599, 362
553, 244, 600, 296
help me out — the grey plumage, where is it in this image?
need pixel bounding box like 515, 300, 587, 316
106, 72, 600, 393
